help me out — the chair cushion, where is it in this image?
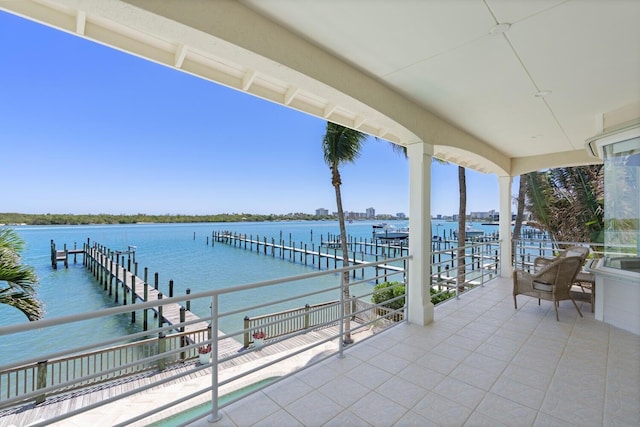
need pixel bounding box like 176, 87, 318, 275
532, 281, 553, 292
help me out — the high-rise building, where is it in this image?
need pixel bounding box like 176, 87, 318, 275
366, 207, 375, 218
315, 208, 329, 216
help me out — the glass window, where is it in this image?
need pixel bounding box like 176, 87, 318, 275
603, 136, 640, 272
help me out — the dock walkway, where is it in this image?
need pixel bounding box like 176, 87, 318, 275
214, 231, 405, 276
0, 324, 363, 427
86, 246, 210, 339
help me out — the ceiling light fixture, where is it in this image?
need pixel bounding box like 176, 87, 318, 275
489, 23, 511, 35
534, 90, 552, 97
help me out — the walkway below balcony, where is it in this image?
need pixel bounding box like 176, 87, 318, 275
197, 277, 639, 427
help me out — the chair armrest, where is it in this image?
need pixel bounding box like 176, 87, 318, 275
513, 270, 536, 293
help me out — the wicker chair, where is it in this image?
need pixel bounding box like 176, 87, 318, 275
513, 256, 585, 321
533, 246, 593, 312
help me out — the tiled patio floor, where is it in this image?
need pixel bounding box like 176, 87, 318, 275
194, 277, 640, 427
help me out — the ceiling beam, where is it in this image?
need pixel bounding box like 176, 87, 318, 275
284, 86, 299, 105
242, 69, 257, 91
174, 43, 187, 68
75, 10, 86, 35
323, 103, 337, 119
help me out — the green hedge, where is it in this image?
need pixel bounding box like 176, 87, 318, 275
372, 282, 406, 310
372, 281, 455, 308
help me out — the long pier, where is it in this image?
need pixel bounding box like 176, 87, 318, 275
84, 245, 210, 340
211, 231, 406, 282
51, 239, 226, 347
211, 230, 501, 290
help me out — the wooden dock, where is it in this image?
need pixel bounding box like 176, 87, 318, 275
211, 231, 406, 281
0, 323, 362, 427
80, 243, 222, 347
50, 239, 230, 349
50, 240, 84, 269
87, 246, 210, 338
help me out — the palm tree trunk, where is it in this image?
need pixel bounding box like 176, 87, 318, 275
512, 175, 527, 265
457, 166, 466, 292
333, 176, 353, 344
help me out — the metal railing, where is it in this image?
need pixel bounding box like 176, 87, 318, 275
0, 235, 520, 426
243, 301, 341, 347
0, 327, 210, 405
512, 239, 605, 272
430, 239, 501, 300
0, 256, 416, 426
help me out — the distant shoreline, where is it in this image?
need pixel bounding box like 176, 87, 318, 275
0, 213, 402, 227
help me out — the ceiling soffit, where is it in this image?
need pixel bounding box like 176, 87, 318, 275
3, 1, 635, 175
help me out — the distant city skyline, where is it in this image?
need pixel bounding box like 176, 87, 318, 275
1, 11, 516, 217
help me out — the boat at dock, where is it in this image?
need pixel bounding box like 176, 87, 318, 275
372, 223, 409, 241
465, 225, 484, 238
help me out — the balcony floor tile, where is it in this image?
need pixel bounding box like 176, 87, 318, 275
190, 277, 639, 427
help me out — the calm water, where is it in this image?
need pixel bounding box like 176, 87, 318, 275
0, 220, 495, 364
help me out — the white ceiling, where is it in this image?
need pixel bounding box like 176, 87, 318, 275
242, 0, 640, 161
2, 0, 639, 175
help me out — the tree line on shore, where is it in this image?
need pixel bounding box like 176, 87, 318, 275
0, 212, 342, 226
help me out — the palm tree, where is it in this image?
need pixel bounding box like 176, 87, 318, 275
322, 122, 367, 345
0, 228, 43, 321
457, 166, 467, 292
524, 166, 604, 244
512, 174, 528, 262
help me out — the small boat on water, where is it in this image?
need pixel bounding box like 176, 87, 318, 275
373, 223, 409, 241
465, 225, 484, 238
451, 225, 485, 240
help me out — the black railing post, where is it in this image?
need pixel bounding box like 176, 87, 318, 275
35, 360, 48, 405
304, 304, 310, 329
158, 332, 166, 371
180, 307, 186, 360
243, 316, 251, 348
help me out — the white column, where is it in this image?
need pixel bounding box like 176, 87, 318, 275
498, 175, 513, 278
407, 141, 434, 325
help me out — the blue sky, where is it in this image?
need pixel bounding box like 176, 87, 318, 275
1, 11, 514, 217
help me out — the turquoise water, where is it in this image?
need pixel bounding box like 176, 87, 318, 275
1, 220, 498, 364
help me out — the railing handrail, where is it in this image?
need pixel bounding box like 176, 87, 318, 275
243, 300, 342, 346
0, 255, 411, 339
0, 327, 210, 404
0, 256, 411, 375
0, 235, 520, 425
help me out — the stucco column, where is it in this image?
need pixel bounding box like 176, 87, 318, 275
498, 175, 513, 277
407, 141, 434, 325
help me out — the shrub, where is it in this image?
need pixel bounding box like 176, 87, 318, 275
430, 287, 455, 304
372, 281, 405, 310
372, 281, 456, 309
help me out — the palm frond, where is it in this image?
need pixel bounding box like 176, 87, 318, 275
0, 227, 43, 321
322, 122, 367, 168
524, 166, 604, 244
